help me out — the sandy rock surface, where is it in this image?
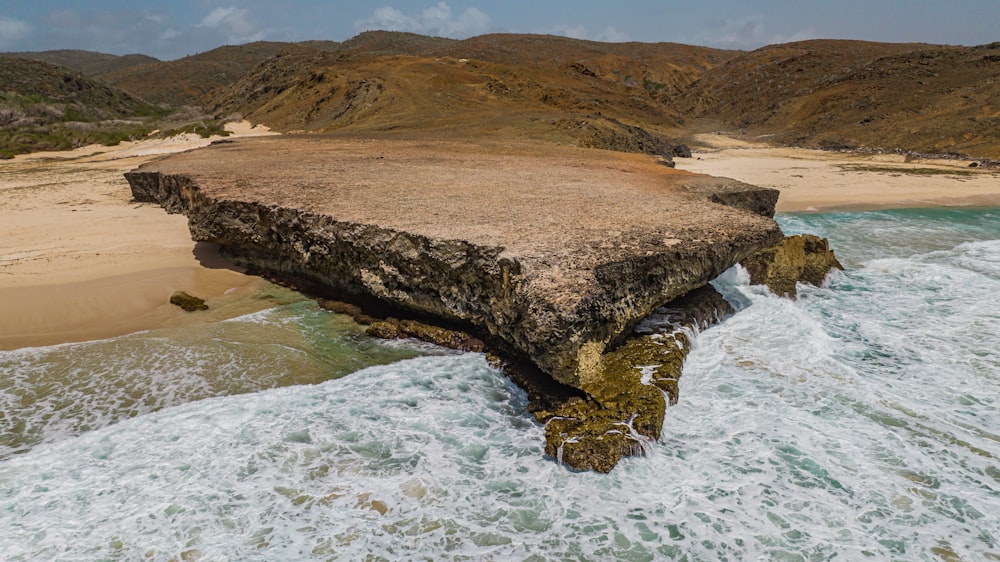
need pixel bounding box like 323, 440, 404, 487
128, 135, 783, 385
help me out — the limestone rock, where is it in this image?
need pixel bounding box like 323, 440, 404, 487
536, 284, 733, 472
366, 318, 486, 352
126, 136, 785, 472
741, 234, 844, 298
682, 176, 781, 218
125, 137, 782, 390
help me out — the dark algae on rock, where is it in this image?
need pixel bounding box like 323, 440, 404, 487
169, 291, 209, 311
536, 284, 733, 472
741, 234, 844, 298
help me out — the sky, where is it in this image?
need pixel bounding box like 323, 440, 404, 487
1, 1, 998, 60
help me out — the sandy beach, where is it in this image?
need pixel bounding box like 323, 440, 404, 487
676, 134, 1000, 212
0, 122, 279, 349
3, 129, 998, 350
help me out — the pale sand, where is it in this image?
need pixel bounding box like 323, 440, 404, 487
0, 122, 280, 350
676, 134, 1000, 212
3, 128, 997, 349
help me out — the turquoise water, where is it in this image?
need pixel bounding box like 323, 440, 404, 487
1, 208, 998, 560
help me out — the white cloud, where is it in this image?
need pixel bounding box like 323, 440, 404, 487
690, 16, 817, 49
0, 16, 31, 47
771, 28, 818, 45
712, 15, 766, 48
144, 12, 168, 25
543, 24, 630, 43
356, 2, 492, 38
200, 7, 238, 29
197, 5, 264, 43
597, 27, 629, 43
160, 28, 180, 41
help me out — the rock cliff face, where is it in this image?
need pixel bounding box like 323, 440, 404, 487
126, 135, 784, 471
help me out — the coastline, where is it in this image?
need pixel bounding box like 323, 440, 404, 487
3, 130, 997, 350
0, 122, 279, 350
675, 134, 1000, 212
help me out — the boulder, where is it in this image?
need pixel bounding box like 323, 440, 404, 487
741, 234, 844, 298
169, 291, 208, 311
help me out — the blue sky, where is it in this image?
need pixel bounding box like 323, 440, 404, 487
1, 1, 997, 60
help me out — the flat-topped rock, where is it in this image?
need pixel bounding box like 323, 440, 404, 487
127, 135, 782, 388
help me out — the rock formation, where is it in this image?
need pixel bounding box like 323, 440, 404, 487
741, 234, 844, 298
169, 291, 208, 311
127, 135, 784, 471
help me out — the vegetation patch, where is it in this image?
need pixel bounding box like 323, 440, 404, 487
836, 164, 982, 177
0, 56, 223, 159
154, 119, 231, 139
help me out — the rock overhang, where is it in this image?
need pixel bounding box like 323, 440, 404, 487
126, 135, 784, 387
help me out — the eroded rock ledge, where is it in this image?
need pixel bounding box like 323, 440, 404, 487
126, 135, 784, 471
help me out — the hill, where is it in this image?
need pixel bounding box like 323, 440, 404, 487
95, 41, 311, 107
0, 49, 159, 76
211, 32, 736, 158
7, 33, 999, 159
0, 57, 168, 158
682, 40, 1000, 157
211, 33, 1000, 158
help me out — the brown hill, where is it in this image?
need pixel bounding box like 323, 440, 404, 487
337, 30, 457, 55
211, 32, 736, 158
682, 40, 1000, 157
96, 41, 313, 106
294, 40, 342, 52
9, 33, 999, 159
0, 50, 159, 76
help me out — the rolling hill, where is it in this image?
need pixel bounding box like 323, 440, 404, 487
0, 49, 159, 76
94, 41, 314, 107
5, 33, 999, 159
210, 32, 735, 157
682, 40, 1000, 156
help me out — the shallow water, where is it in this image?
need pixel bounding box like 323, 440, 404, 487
1, 208, 998, 560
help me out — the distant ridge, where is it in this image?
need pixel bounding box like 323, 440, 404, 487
682, 39, 1000, 156
6, 32, 1000, 158
94, 41, 314, 107
0, 49, 159, 76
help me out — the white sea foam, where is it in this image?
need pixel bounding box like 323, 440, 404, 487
1, 208, 998, 560
0, 302, 423, 459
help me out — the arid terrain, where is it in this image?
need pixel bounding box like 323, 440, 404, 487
5, 32, 999, 159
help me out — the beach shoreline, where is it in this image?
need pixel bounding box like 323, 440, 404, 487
3, 129, 997, 350
0, 122, 279, 350
675, 134, 1000, 212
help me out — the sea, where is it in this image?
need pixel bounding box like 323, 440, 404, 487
1, 207, 998, 561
